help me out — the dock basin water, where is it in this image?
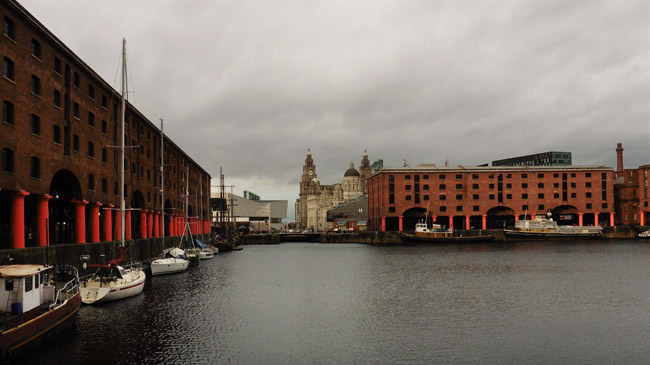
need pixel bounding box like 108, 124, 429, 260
25, 240, 650, 364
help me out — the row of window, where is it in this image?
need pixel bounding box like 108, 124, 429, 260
1, 148, 40, 178
386, 202, 608, 214
389, 191, 608, 203
3, 15, 203, 192
402, 181, 601, 190
392, 172, 607, 181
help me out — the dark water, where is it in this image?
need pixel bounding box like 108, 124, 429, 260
26, 241, 650, 364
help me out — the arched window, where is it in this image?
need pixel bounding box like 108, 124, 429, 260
88, 174, 95, 191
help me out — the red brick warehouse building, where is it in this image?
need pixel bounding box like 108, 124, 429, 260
367, 165, 616, 232
0, 0, 211, 248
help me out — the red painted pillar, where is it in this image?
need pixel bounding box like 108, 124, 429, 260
140, 210, 147, 238
153, 212, 160, 238
398, 216, 403, 232
514, 215, 519, 222
639, 210, 645, 226
90, 202, 102, 243
147, 211, 153, 238
578, 212, 584, 227
36, 194, 52, 247
482, 215, 487, 230
381, 217, 386, 231
609, 212, 615, 227
125, 210, 132, 239
530, 214, 536, 220
73, 200, 88, 244
114, 210, 121, 241
173, 215, 178, 236
11, 190, 29, 248
432, 215, 437, 222
465, 215, 470, 230
449, 215, 454, 230
160, 213, 164, 237
103, 205, 114, 241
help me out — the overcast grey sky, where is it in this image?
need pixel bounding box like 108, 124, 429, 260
20, 0, 649, 221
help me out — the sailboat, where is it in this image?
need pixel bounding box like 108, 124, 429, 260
150, 119, 189, 275
80, 39, 146, 304
179, 167, 201, 266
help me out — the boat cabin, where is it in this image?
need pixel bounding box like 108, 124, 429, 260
0, 265, 54, 315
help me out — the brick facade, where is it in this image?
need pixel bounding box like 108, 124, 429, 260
367, 165, 616, 231
0, 0, 211, 248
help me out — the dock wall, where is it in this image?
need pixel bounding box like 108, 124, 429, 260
0, 234, 210, 272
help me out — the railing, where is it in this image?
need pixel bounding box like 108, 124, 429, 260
50, 266, 80, 310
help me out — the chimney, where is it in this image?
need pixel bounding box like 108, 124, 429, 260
616, 143, 624, 173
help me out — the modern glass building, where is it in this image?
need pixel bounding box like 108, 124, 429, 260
492, 152, 572, 166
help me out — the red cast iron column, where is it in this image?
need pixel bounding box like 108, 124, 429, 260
36, 194, 52, 247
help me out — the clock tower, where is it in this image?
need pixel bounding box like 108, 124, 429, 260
299, 149, 318, 228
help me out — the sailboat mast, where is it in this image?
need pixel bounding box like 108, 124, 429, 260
120, 38, 127, 248
160, 118, 164, 248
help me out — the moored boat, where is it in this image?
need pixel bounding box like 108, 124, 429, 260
636, 230, 650, 239
79, 39, 146, 305
80, 253, 146, 305
195, 239, 215, 259
0, 264, 81, 362
400, 221, 495, 243
150, 248, 190, 276
505, 212, 602, 240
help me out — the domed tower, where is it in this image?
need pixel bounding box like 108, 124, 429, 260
359, 150, 372, 194
343, 162, 363, 200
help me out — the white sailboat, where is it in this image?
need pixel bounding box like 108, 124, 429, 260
150, 119, 189, 275
80, 39, 146, 304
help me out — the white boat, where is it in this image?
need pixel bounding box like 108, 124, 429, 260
505, 212, 602, 239
80, 39, 146, 304
636, 230, 650, 239
80, 261, 146, 304
198, 249, 214, 260
195, 239, 215, 259
150, 248, 189, 276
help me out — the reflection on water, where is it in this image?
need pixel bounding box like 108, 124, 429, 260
26, 241, 650, 364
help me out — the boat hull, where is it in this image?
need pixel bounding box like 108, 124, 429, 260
198, 250, 214, 260
505, 231, 602, 240
151, 258, 189, 276
0, 292, 81, 362
80, 269, 146, 304
400, 232, 496, 243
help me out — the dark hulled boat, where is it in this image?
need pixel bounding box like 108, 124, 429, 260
0, 264, 81, 363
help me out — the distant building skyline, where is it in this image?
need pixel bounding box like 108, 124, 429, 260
492, 152, 572, 167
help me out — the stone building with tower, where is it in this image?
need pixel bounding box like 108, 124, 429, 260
298, 150, 371, 231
